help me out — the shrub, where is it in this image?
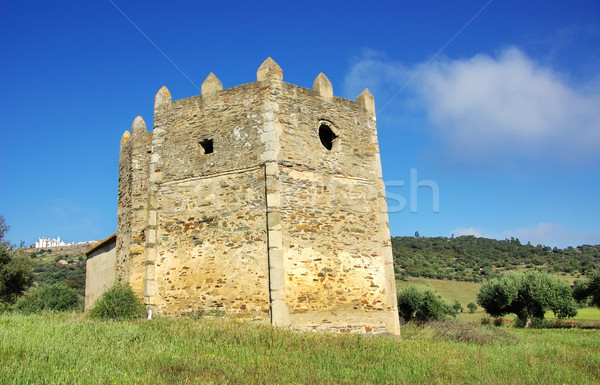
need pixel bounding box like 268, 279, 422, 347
452, 300, 463, 313
573, 269, 600, 308
88, 283, 145, 320
0, 301, 12, 314
14, 283, 80, 313
572, 279, 589, 306
429, 320, 516, 345
477, 271, 577, 328
467, 302, 478, 314
397, 286, 456, 322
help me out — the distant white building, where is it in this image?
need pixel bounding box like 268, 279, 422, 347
34, 237, 73, 248
33, 237, 96, 248
35, 237, 70, 248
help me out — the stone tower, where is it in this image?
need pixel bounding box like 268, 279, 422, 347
116, 58, 400, 334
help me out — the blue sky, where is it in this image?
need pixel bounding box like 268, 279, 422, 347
1, 0, 599, 248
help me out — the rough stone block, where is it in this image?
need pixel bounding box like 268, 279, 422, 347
271, 300, 290, 327
144, 279, 156, 297
147, 229, 156, 243
149, 210, 157, 226
265, 162, 279, 176
267, 211, 281, 228
269, 268, 285, 290
270, 290, 286, 301
268, 230, 282, 248
267, 192, 281, 207
268, 249, 283, 268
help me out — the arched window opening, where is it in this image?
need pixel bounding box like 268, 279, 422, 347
319, 124, 337, 150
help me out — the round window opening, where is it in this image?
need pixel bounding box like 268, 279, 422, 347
319, 124, 337, 150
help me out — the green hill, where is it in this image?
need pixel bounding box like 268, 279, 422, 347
392, 235, 600, 282
27, 249, 86, 296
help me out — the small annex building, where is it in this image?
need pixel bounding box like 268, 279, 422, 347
84, 233, 117, 311
86, 58, 400, 335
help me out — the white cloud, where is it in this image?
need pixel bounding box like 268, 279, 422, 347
452, 222, 600, 248
500, 222, 600, 248
344, 47, 600, 164
451, 227, 494, 239
420, 48, 600, 161
344, 49, 412, 100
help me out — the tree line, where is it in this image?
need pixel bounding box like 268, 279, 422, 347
393, 235, 600, 282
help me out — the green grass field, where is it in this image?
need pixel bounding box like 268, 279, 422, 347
1, 313, 599, 384
396, 277, 481, 307
455, 309, 600, 324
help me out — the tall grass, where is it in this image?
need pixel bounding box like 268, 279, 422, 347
1, 313, 599, 384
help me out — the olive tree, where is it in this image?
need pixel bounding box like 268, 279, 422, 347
0, 215, 34, 303
477, 271, 577, 328
0, 242, 34, 303
0, 214, 10, 249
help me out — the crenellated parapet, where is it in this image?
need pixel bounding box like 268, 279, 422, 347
257, 57, 283, 82
154, 86, 172, 110
201, 73, 223, 96
116, 115, 153, 295
313, 73, 333, 100
357, 88, 376, 115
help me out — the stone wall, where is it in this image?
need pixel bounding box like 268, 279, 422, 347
144, 79, 270, 314
265, 79, 398, 333
152, 169, 270, 317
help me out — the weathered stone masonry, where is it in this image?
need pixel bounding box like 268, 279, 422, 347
113, 58, 400, 334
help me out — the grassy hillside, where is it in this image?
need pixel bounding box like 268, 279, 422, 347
392, 235, 600, 282
1, 313, 599, 384
25, 249, 86, 296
